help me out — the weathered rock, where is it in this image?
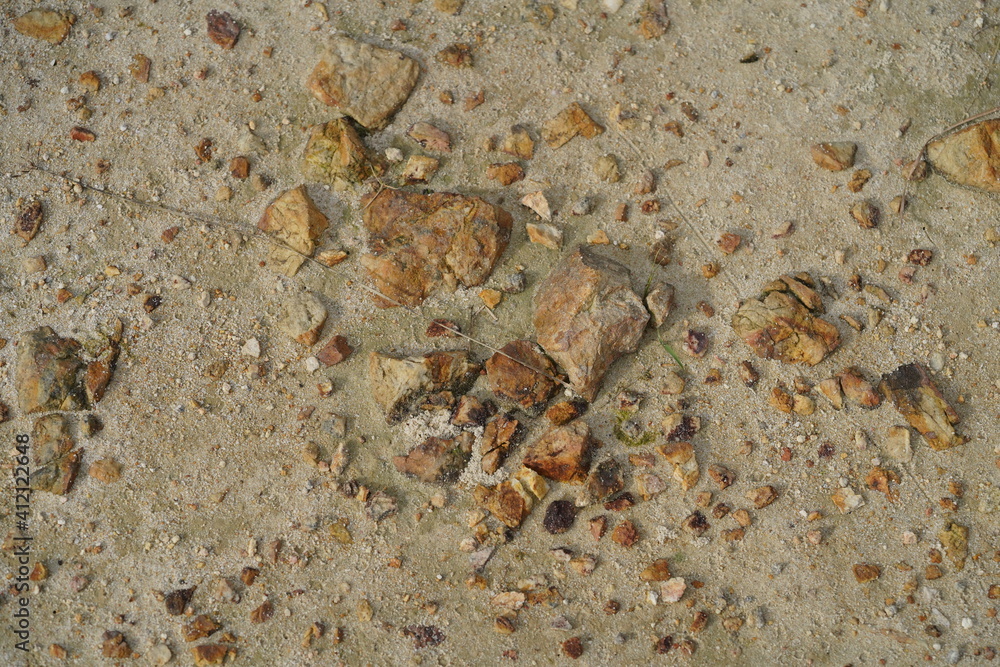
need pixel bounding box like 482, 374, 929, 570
451, 395, 495, 427
638, 0, 670, 39
164, 586, 197, 615
393, 433, 474, 483
543, 499, 577, 534
611, 520, 639, 547
838, 367, 880, 409
816, 377, 844, 409
884, 425, 913, 462
101, 631, 131, 659
408, 122, 451, 152
277, 292, 327, 346
594, 154, 621, 183
487, 162, 525, 186
832, 486, 865, 514
368, 350, 479, 423
502, 125, 535, 159
514, 466, 549, 500
811, 142, 856, 171
526, 223, 563, 250
731, 273, 840, 366
878, 363, 966, 451
522, 419, 596, 483
545, 399, 587, 426
481, 413, 524, 474
681, 511, 710, 536
30, 414, 82, 495
645, 281, 675, 328
89, 458, 121, 484
707, 464, 736, 490
258, 186, 329, 276
938, 522, 968, 571
14, 9, 74, 44
853, 564, 880, 584
475, 479, 533, 528
926, 119, 1000, 192
657, 441, 699, 490
437, 43, 473, 67
14, 200, 43, 242
302, 119, 385, 191
316, 335, 353, 366
306, 36, 420, 130
401, 155, 440, 184
533, 247, 649, 401
485, 340, 559, 416
748, 486, 778, 509
662, 413, 700, 442
521, 191, 551, 220
360, 189, 512, 308
577, 458, 624, 507
192, 644, 230, 666
636, 473, 665, 500
850, 201, 879, 229
542, 103, 605, 148
206, 10, 240, 49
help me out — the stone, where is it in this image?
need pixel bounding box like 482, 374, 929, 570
502, 125, 535, 159
476, 479, 533, 528
148, 644, 172, 666
707, 464, 736, 490
230, 156, 250, 179
878, 363, 967, 451
636, 472, 666, 500
541, 103, 605, 149
302, 119, 385, 191
480, 413, 524, 474
611, 520, 639, 547
926, 119, 1000, 192
393, 433, 474, 483
811, 142, 856, 171
451, 395, 495, 427
360, 189, 512, 308
662, 413, 700, 442
837, 367, 881, 408
258, 186, 329, 276
22, 255, 46, 273
577, 458, 624, 506
192, 644, 230, 666
657, 441, 699, 490
543, 499, 577, 534
487, 162, 525, 186
513, 466, 549, 500
645, 281, 675, 328
732, 273, 840, 366
816, 377, 844, 409
521, 191, 551, 220
939, 523, 968, 571
164, 586, 197, 615
526, 223, 563, 250
533, 247, 649, 401
594, 155, 621, 183
832, 486, 865, 514
545, 399, 587, 426
101, 631, 131, 659
437, 43, 474, 67
306, 36, 420, 130
523, 419, 596, 484
401, 155, 440, 184
638, 0, 670, 38
853, 564, 881, 583
748, 486, 778, 509
206, 10, 240, 49
368, 350, 479, 423
241, 338, 261, 358
30, 414, 82, 495
850, 201, 880, 229
182, 614, 221, 642
407, 122, 451, 152
435, 0, 464, 13
884, 426, 913, 462
277, 292, 327, 346
14, 9, 74, 44
316, 335, 353, 366
14, 200, 43, 242
89, 458, 121, 484
485, 340, 559, 416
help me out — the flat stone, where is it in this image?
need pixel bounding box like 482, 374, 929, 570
838, 367, 881, 409
926, 119, 1000, 192
316, 335, 353, 366
475, 479, 533, 528
393, 433, 474, 483
884, 425, 913, 462
401, 155, 440, 184
731, 273, 840, 366
14, 9, 74, 44
480, 413, 524, 474
360, 189, 512, 308
878, 363, 967, 451
277, 292, 327, 346
521, 191, 551, 220
485, 340, 559, 416
576, 458, 624, 507
368, 350, 479, 423
542, 103, 605, 148
645, 281, 675, 327
14, 200, 43, 242
522, 419, 596, 484
258, 185, 329, 276
302, 119, 385, 191
306, 36, 420, 130
408, 122, 451, 152
811, 142, 857, 171
656, 441, 699, 490
533, 247, 649, 401
30, 414, 81, 495
526, 223, 562, 250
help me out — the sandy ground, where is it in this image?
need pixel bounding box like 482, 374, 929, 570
2, 0, 1000, 665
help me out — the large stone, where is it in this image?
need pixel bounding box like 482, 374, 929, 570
277, 292, 327, 346
541, 103, 605, 149
30, 414, 82, 495
302, 118, 385, 190
522, 419, 596, 484
306, 36, 420, 130
360, 189, 512, 308
926, 119, 1000, 193
485, 340, 559, 416
258, 186, 329, 276
878, 363, 967, 451
731, 273, 840, 366
14, 9, 74, 45
393, 433, 473, 483
533, 247, 649, 401
16, 325, 120, 414
368, 350, 480, 423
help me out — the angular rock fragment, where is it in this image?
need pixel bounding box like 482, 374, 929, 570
306, 37, 420, 130
393, 433, 473, 483
533, 247, 649, 400
475, 478, 533, 528
14, 200, 43, 242
165, 587, 197, 615
277, 292, 327, 345
636, 472, 666, 500
521, 191, 551, 220
594, 154, 621, 183
838, 367, 881, 409
832, 486, 865, 514
938, 522, 968, 571
545, 399, 587, 426
451, 395, 495, 427
514, 466, 549, 501
182, 615, 221, 642
884, 425, 913, 462
316, 335, 353, 366
89, 458, 121, 484
878, 363, 967, 451
480, 413, 524, 474
681, 511, 710, 536
401, 155, 440, 184
14, 9, 74, 44
543, 499, 577, 534
662, 413, 700, 442
865, 466, 900, 501
369, 350, 479, 423
811, 142, 856, 171
258, 185, 329, 276
485, 340, 559, 416
926, 119, 1000, 192
522, 419, 596, 483
101, 631, 132, 659
638, 0, 670, 39
192, 644, 231, 666
707, 464, 736, 490
853, 564, 880, 584
487, 162, 525, 186
408, 122, 452, 152
502, 125, 535, 159
526, 223, 563, 250
576, 458, 624, 507
850, 201, 879, 229
645, 281, 675, 328
541, 103, 605, 149
302, 119, 385, 191
437, 43, 473, 67
816, 377, 844, 409
731, 273, 840, 366
657, 441, 699, 490
748, 485, 778, 509
360, 189, 512, 307
30, 414, 82, 495
611, 520, 639, 547
206, 10, 240, 49
640, 559, 672, 582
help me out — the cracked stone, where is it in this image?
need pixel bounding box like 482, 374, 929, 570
393, 433, 474, 483
523, 419, 596, 484
485, 340, 559, 416
878, 363, 967, 451
368, 350, 479, 423
302, 118, 385, 191
258, 185, 329, 276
